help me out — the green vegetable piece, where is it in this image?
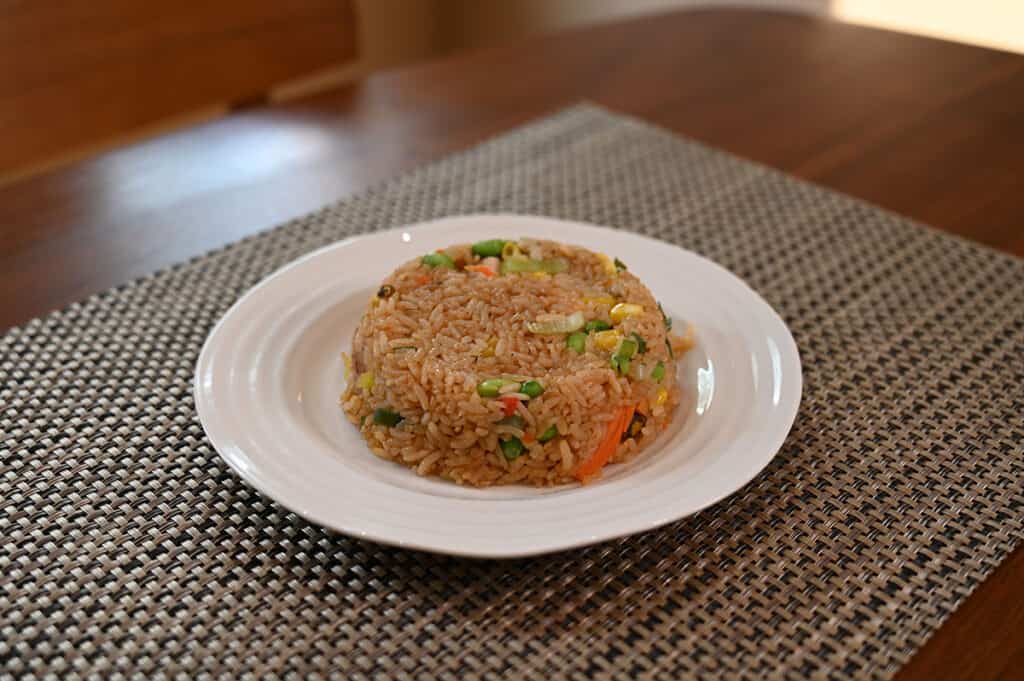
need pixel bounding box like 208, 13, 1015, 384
610, 338, 638, 376
498, 415, 525, 429
631, 332, 647, 355
538, 424, 559, 443
651, 361, 666, 382
421, 252, 455, 269
618, 337, 638, 360
584, 320, 611, 334
500, 255, 541, 274
658, 302, 673, 331
472, 239, 507, 257
372, 408, 404, 427
521, 380, 544, 398
611, 355, 631, 376
566, 332, 587, 354
477, 378, 506, 397
540, 258, 569, 274
499, 255, 567, 274
500, 436, 525, 460
614, 257, 628, 271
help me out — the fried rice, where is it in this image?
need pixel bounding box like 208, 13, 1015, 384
340, 237, 691, 487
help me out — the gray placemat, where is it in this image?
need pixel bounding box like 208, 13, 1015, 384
2, 105, 1022, 680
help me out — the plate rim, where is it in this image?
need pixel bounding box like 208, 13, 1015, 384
194, 213, 803, 558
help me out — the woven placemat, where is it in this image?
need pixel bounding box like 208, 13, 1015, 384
2, 105, 1023, 679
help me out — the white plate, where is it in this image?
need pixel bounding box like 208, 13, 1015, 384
195, 214, 801, 558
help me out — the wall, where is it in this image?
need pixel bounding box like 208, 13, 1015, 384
433, 0, 1024, 56
285, 0, 1023, 98
439, 0, 829, 50
834, 0, 1024, 54
272, 0, 440, 100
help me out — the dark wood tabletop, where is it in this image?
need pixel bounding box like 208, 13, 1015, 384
2, 8, 1022, 679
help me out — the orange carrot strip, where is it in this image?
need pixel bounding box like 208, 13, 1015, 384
581, 409, 626, 477
575, 405, 633, 481
415, 275, 431, 286
465, 264, 496, 278
578, 424, 614, 478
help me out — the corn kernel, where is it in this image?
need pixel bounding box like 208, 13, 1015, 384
593, 329, 623, 351
610, 302, 644, 323
481, 337, 497, 358
530, 271, 549, 279
596, 253, 617, 277
356, 371, 375, 391
655, 388, 669, 407
502, 242, 523, 259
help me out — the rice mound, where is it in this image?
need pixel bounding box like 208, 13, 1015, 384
341, 238, 689, 487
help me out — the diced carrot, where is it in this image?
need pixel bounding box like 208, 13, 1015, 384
575, 405, 634, 481
465, 264, 496, 278
499, 396, 519, 416
415, 275, 430, 286
522, 433, 536, 443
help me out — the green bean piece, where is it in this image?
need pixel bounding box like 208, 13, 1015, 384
537, 424, 559, 443
372, 408, 404, 427
421, 252, 455, 269
521, 380, 544, 398
584, 320, 611, 334
498, 415, 525, 429
610, 338, 638, 376
500, 437, 525, 460
618, 337, 638, 360
566, 332, 587, 354
611, 355, 631, 376
477, 378, 506, 397
471, 239, 507, 257
631, 332, 647, 355
651, 361, 666, 382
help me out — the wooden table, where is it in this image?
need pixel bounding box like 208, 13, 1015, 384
2, 9, 1021, 679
